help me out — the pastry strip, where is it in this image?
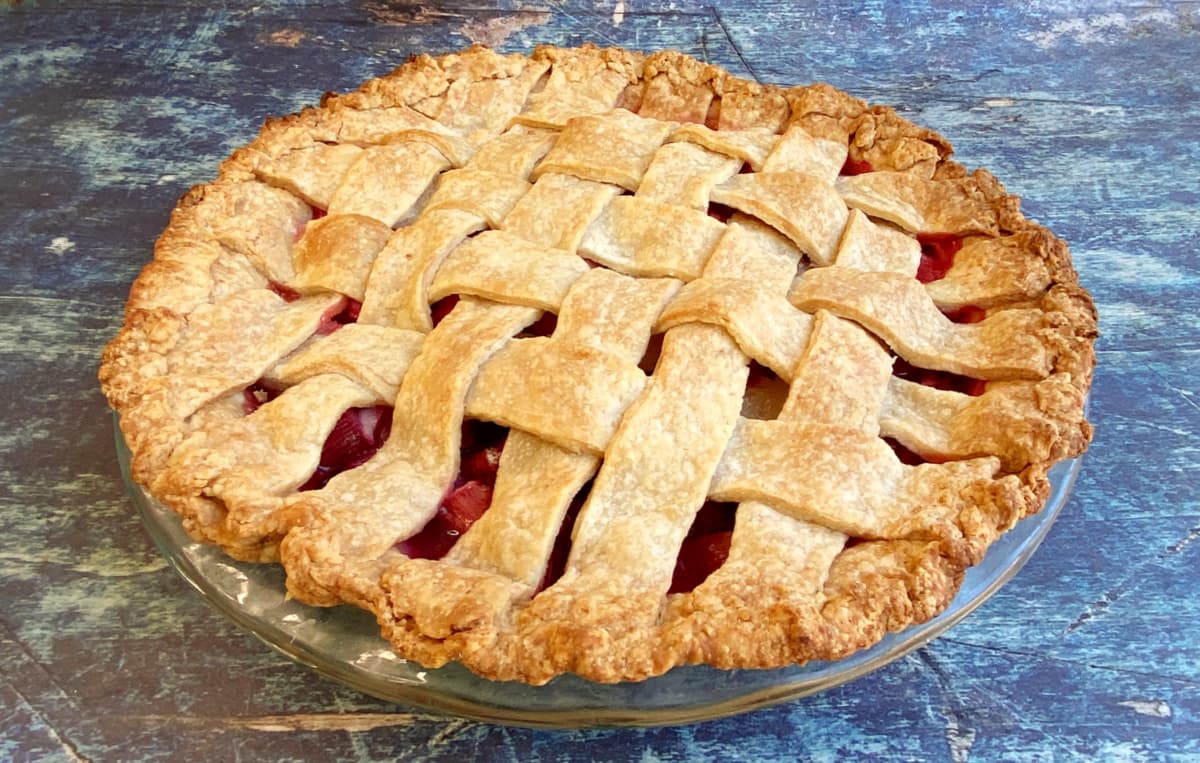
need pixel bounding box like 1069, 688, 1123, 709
291, 214, 392, 300
665, 209, 852, 666
833, 209, 921, 276
538, 324, 749, 622
635, 142, 741, 210
514, 56, 634, 129
466, 337, 647, 455
760, 124, 847, 180
656, 278, 813, 380
923, 231, 1066, 309
440, 271, 678, 592
314, 104, 458, 145
184, 181, 311, 285
781, 310, 894, 433
534, 109, 674, 191
501, 173, 621, 251
265, 323, 426, 403
155, 374, 379, 553
708, 417, 998, 540
421, 169, 532, 228
359, 209, 486, 330
429, 230, 590, 310
880, 375, 1089, 471
578, 196, 727, 279
282, 298, 539, 603
327, 142, 451, 227
836, 171, 1000, 235
709, 172, 848, 265
464, 124, 557, 177
255, 142, 363, 209
790, 266, 1055, 379
668, 124, 778, 171
121, 290, 342, 483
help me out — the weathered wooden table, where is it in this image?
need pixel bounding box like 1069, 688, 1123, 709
3, 1, 1197, 760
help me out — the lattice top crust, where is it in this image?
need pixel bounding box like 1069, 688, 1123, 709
100, 45, 1097, 684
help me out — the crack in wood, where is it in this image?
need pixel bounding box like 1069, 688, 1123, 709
1143, 360, 1200, 419
1064, 519, 1200, 635
548, 4, 621, 47
0, 621, 90, 760
711, 5, 761, 84
916, 650, 978, 763
940, 637, 1200, 687
0, 620, 83, 715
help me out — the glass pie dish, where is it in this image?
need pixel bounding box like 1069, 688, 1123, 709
116, 421, 1081, 728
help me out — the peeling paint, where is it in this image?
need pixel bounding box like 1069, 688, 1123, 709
46, 237, 75, 255
1117, 699, 1172, 718
50, 95, 242, 191
459, 12, 547, 47
1086, 249, 1191, 286
70, 548, 168, 577
1024, 9, 1183, 49
0, 42, 89, 86
362, 2, 447, 26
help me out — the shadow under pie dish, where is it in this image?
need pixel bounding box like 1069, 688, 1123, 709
99, 45, 1097, 686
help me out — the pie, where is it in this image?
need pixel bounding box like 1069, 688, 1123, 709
99, 45, 1097, 685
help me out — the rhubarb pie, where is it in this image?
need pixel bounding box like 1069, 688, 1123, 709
100, 45, 1096, 684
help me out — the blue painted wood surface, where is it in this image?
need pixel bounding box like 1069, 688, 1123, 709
1, 1, 1197, 760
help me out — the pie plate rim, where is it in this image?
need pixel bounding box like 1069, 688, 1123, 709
114, 413, 1081, 728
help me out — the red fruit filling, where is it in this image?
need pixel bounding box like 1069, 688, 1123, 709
538, 482, 590, 593
316, 297, 361, 335
299, 405, 394, 491
884, 437, 946, 466
263, 291, 360, 333
430, 295, 460, 327
268, 282, 302, 302
395, 420, 509, 560
707, 203, 736, 224
840, 156, 874, 176
457, 420, 507, 485
517, 312, 558, 338
638, 333, 665, 375
669, 500, 738, 594
293, 206, 327, 243
941, 304, 986, 324
915, 233, 963, 283
892, 357, 987, 397
746, 360, 779, 388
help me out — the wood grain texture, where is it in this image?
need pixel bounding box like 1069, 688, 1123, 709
1, 0, 1197, 760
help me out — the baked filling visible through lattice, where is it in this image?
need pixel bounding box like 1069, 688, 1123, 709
100, 45, 1096, 684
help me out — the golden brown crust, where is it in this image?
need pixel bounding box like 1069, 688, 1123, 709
849, 106, 954, 178
784, 82, 867, 144
99, 45, 1096, 685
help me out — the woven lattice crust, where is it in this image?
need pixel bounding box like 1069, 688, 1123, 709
100, 45, 1096, 684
